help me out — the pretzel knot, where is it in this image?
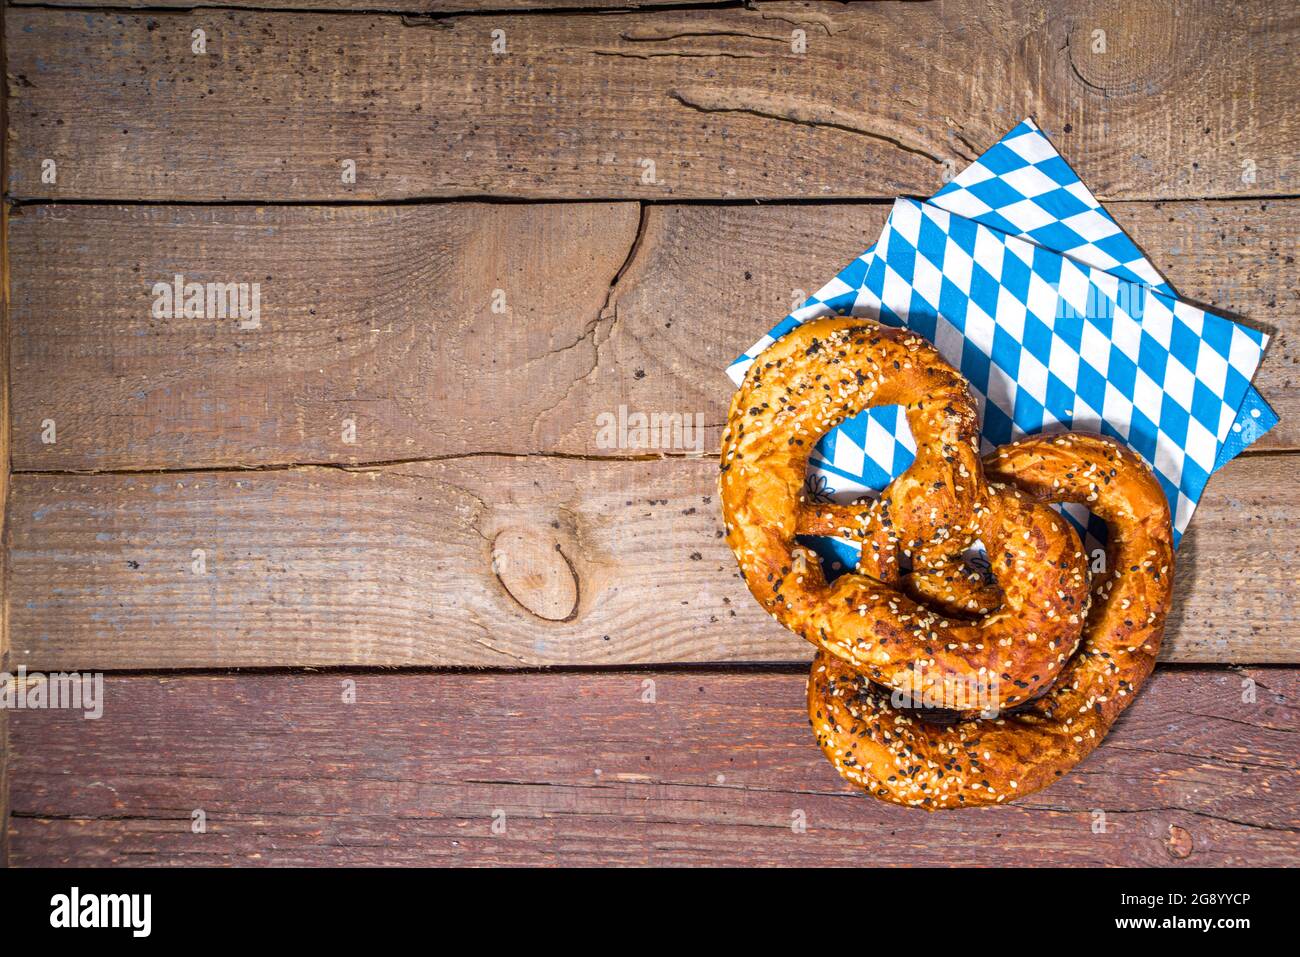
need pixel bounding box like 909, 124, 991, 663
721, 318, 1175, 808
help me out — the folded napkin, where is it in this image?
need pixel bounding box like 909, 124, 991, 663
727, 119, 1273, 566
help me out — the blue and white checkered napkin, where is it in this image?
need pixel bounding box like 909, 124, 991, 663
727, 119, 1273, 563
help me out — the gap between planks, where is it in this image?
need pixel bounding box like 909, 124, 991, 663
8, 443, 1298, 478
10, 195, 1300, 208
3, 660, 1283, 679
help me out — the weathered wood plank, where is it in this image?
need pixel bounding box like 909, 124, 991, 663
9, 201, 644, 470
7, 667, 1296, 866
6, 3, 1296, 201
0, 200, 10, 873
0, 695, 7, 870
1, 82, 14, 867
9, 199, 1294, 471
10, 0, 727, 9
7, 453, 1297, 669
11, 0, 722, 8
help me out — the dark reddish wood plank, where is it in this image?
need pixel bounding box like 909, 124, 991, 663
7, 668, 1296, 866
0, 708, 7, 869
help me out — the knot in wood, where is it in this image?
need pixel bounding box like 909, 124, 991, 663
492, 526, 579, 622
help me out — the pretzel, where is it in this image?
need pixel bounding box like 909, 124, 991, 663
721, 318, 1091, 712
721, 318, 1174, 808
808, 434, 1174, 808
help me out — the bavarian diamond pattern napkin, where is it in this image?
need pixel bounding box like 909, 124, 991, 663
927, 119, 1276, 471
727, 119, 1273, 564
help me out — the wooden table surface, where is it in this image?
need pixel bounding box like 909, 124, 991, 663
1, 0, 1296, 866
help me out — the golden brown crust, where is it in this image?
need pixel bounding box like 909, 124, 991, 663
902, 561, 1002, 619
721, 318, 1090, 711
720, 318, 1174, 809
807, 434, 1174, 809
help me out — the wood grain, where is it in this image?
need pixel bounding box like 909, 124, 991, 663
6, 2, 1297, 202
0, 201, 9, 874
7, 667, 1296, 866
5, 0, 1296, 872
9, 198, 1295, 471
9, 201, 643, 470
1, 70, 13, 867
7, 453, 1297, 670
9, 0, 727, 9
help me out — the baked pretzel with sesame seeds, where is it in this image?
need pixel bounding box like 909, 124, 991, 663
721, 318, 1092, 714
808, 433, 1173, 808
